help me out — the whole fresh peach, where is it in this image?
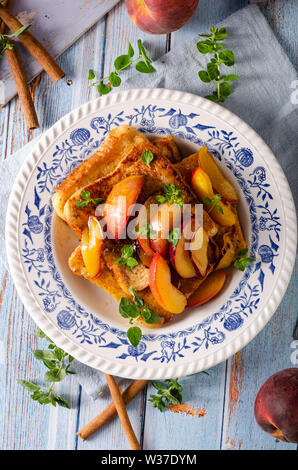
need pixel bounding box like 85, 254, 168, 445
126, 0, 199, 34
254, 368, 298, 443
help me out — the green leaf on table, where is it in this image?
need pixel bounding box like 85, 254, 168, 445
88, 69, 95, 81
97, 83, 111, 95
33, 350, 56, 361
198, 70, 211, 83
114, 54, 131, 71
17, 379, 40, 392
196, 41, 213, 54
44, 368, 67, 383
207, 62, 219, 81
135, 61, 155, 73
219, 49, 235, 66
128, 42, 134, 58
109, 71, 121, 87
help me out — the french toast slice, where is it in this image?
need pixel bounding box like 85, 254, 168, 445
52, 125, 142, 220
69, 244, 170, 328
63, 133, 209, 238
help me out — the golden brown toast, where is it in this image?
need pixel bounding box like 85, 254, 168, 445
63, 133, 213, 239
52, 125, 143, 220
57, 127, 231, 325
68, 244, 171, 328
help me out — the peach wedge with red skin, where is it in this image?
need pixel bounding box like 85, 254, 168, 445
189, 227, 209, 277
187, 270, 226, 308
149, 253, 187, 313
169, 219, 197, 279
191, 167, 236, 227
126, 0, 199, 35
199, 146, 238, 203
150, 202, 182, 257
81, 216, 104, 278
104, 175, 145, 241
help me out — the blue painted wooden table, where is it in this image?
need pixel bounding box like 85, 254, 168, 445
0, 0, 297, 450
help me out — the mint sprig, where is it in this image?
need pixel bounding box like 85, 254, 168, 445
168, 228, 181, 247
141, 149, 154, 167
156, 184, 183, 208
233, 248, 255, 271
0, 24, 31, 58
115, 245, 138, 270
149, 379, 183, 412
76, 190, 104, 208
88, 40, 155, 95
135, 223, 157, 240
203, 193, 224, 214
17, 329, 74, 408
119, 286, 162, 346
197, 27, 239, 103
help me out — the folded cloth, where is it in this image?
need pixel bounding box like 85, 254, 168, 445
0, 4, 297, 398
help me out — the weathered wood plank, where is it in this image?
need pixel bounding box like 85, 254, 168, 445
221, 262, 297, 450
0, 0, 297, 450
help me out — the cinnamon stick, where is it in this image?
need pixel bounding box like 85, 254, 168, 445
0, 4, 65, 82
5, 41, 39, 129
77, 379, 148, 441
104, 374, 141, 450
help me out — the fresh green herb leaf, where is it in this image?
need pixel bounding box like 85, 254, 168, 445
135, 223, 157, 240
109, 71, 121, 87
76, 190, 105, 207
44, 368, 67, 383
168, 228, 181, 247
88, 69, 95, 80
119, 286, 162, 345
156, 195, 166, 204
233, 249, 256, 271
149, 379, 183, 412
198, 70, 211, 83
0, 23, 32, 58
119, 297, 140, 318
157, 184, 183, 208
115, 245, 138, 270
97, 83, 111, 95
88, 40, 154, 96
141, 149, 154, 167
128, 42, 134, 58
18, 329, 74, 409
8, 23, 31, 38
197, 27, 238, 103
114, 54, 131, 72
203, 193, 224, 214
135, 61, 155, 73
127, 326, 142, 347
17, 380, 41, 392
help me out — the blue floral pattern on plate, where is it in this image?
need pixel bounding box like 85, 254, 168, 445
19, 103, 282, 365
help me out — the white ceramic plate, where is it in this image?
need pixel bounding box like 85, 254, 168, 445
6, 88, 297, 379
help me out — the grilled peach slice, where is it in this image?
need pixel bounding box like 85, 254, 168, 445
104, 175, 145, 240
149, 253, 187, 314
150, 202, 182, 257
199, 146, 238, 203
191, 168, 236, 227
187, 270, 226, 307
169, 219, 197, 279
137, 235, 155, 258
189, 227, 209, 277
81, 216, 104, 278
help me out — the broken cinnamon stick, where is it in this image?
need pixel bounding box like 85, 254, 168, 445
77, 379, 148, 440
5, 41, 39, 129
0, 4, 65, 82
104, 374, 141, 450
